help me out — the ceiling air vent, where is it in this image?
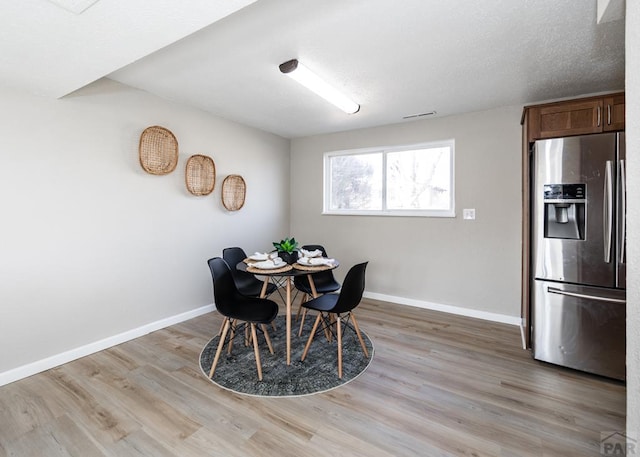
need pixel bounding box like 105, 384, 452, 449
402, 111, 437, 120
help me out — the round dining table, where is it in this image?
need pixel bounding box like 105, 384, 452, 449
237, 259, 339, 365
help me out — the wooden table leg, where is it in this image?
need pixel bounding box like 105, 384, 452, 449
307, 274, 319, 298
260, 276, 270, 298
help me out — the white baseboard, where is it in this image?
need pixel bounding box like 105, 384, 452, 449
0, 304, 215, 388
1, 294, 519, 387
363, 291, 520, 326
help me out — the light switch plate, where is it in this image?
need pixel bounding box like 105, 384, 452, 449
463, 208, 476, 220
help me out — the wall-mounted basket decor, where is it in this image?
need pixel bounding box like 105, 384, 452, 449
185, 154, 216, 196
221, 175, 246, 211
138, 126, 179, 175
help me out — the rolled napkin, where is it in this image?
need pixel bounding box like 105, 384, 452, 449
300, 248, 322, 258
309, 257, 336, 266
251, 258, 285, 269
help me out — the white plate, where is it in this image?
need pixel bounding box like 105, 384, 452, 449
249, 253, 269, 261
297, 257, 312, 265
252, 260, 286, 270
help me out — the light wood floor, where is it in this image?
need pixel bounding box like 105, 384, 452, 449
0, 298, 626, 457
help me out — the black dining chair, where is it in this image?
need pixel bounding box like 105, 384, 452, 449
300, 262, 369, 379
223, 247, 278, 298
294, 244, 341, 334
207, 257, 279, 381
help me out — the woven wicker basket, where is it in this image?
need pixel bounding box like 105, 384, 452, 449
139, 126, 179, 175
185, 154, 216, 196
221, 175, 246, 211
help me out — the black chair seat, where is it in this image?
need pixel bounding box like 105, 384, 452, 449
224, 297, 279, 323
299, 293, 338, 312
294, 279, 341, 296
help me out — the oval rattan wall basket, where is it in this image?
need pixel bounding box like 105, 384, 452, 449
185, 154, 216, 196
139, 126, 179, 175
221, 175, 246, 211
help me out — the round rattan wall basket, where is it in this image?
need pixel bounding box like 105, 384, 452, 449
221, 175, 246, 211
138, 126, 179, 175
185, 154, 216, 196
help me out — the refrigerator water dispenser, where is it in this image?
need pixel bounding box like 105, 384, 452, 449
543, 184, 585, 240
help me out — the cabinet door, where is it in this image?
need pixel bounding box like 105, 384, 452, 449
603, 94, 625, 131
537, 99, 603, 139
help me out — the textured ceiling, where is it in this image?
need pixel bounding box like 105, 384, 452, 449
0, 0, 256, 98
0, 0, 625, 139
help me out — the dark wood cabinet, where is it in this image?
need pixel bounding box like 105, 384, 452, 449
523, 92, 625, 143
603, 93, 625, 131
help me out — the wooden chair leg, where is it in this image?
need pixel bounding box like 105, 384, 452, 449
337, 314, 343, 379
301, 313, 322, 361
209, 318, 230, 378
349, 312, 369, 357
250, 324, 263, 381
298, 307, 308, 337
261, 324, 275, 354
295, 293, 308, 322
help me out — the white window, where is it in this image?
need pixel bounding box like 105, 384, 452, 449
323, 140, 455, 217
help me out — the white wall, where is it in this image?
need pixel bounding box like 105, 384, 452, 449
290, 106, 522, 321
626, 0, 639, 441
0, 79, 290, 381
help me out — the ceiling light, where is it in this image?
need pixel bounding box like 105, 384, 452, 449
279, 59, 360, 114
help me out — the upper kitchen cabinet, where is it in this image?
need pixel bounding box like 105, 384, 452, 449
602, 93, 625, 131
522, 92, 625, 143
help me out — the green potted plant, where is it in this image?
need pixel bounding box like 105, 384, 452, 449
272, 237, 299, 264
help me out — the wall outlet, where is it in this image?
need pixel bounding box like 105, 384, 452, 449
463, 208, 476, 220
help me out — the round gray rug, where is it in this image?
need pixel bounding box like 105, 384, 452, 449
199, 315, 374, 397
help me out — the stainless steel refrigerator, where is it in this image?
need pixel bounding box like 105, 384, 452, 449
531, 132, 626, 381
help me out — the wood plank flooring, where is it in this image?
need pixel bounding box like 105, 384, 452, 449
0, 298, 626, 456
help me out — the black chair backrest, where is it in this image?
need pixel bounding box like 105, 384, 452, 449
332, 262, 368, 314
223, 247, 247, 271
207, 257, 238, 316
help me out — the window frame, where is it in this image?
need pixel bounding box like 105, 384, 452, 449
322, 140, 455, 217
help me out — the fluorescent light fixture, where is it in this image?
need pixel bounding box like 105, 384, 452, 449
279, 59, 360, 114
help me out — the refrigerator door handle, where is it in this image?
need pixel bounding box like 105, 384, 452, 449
620, 159, 626, 264
604, 160, 613, 263
547, 287, 626, 304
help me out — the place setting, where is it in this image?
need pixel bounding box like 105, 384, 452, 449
244, 252, 293, 274
294, 247, 338, 271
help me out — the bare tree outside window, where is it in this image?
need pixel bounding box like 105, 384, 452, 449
387, 147, 450, 210
324, 140, 454, 217
329, 153, 382, 210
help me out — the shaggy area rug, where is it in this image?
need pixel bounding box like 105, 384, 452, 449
199, 315, 374, 397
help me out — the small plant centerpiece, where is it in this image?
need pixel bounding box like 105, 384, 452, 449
273, 237, 299, 264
